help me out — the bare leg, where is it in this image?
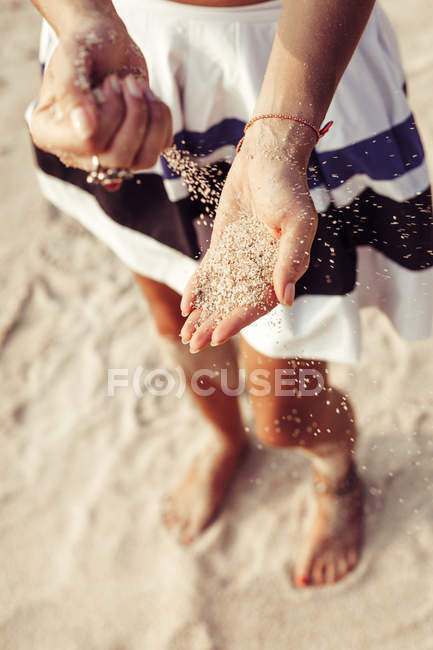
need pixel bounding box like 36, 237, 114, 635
240, 336, 363, 587
135, 274, 247, 544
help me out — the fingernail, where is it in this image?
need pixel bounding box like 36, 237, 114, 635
103, 181, 123, 192
125, 75, 142, 98
297, 575, 309, 586
110, 75, 121, 94
71, 106, 95, 138
143, 87, 156, 102
189, 347, 200, 354
212, 338, 227, 347
283, 283, 295, 306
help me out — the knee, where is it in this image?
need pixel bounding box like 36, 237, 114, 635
253, 416, 302, 449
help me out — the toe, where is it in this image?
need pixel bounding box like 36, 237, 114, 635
324, 554, 336, 584
293, 573, 310, 588
162, 508, 178, 528
293, 553, 314, 588
161, 496, 182, 530
162, 505, 173, 525
336, 554, 348, 580
311, 558, 326, 586
178, 519, 196, 546
347, 548, 358, 570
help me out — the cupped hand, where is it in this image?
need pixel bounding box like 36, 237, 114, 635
180, 119, 318, 352
30, 15, 172, 172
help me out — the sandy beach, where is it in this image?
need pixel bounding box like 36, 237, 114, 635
1, 1, 433, 648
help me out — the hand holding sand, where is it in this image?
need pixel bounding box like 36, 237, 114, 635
30, 11, 172, 173
180, 119, 318, 352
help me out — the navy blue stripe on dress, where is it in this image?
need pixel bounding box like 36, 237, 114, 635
309, 114, 425, 191
161, 114, 425, 191
160, 119, 245, 179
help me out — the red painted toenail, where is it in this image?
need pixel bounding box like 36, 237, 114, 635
299, 576, 309, 586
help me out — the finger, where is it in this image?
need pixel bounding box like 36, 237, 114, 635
54, 150, 91, 170
180, 310, 202, 343
99, 75, 149, 169
273, 207, 317, 305
189, 316, 219, 353
211, 290, 277, 346
30, 50, 98, 155
94, 75, 125, 151
134, 88, 173, 169
31, 94, 98, 157
181, 270, 202, 317
49, 75, 126, 171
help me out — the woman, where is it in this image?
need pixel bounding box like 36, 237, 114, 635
28, 0, 433, 587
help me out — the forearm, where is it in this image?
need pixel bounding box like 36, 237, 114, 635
31, 0, 121, 34
255, 0, 375, 125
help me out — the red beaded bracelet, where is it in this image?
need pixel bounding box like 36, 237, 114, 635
236, 113, 333, 152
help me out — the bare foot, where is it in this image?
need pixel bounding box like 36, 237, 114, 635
294, 464, 364, 587
162, 440, 247, 544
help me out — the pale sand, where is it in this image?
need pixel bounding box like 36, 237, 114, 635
1, 1, 433, 648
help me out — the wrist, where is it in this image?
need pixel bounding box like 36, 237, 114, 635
57, 13, 128, 53
45, 1, 122, 37
240, 117, 316, 168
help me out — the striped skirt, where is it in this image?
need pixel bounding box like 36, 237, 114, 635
30, 0, 433, 363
